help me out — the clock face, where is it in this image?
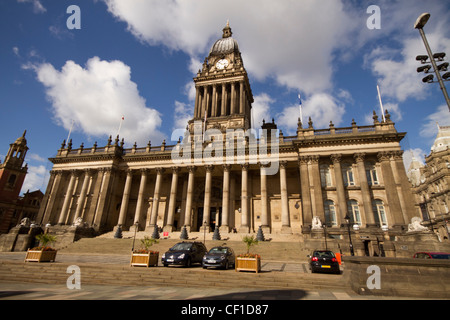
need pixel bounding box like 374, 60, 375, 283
216, 59, 229, 70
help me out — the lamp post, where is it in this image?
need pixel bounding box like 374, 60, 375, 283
414, 13, 450, 111
203, 220, 207, 245
322, 224, 328, 250
344, 214, 355, 256
131, 222, 138, 252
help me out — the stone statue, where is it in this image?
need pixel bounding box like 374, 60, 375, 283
20, 217, 31, 227
408, 217, 428, 232
311, 216, 322, 230
73, 217, 87, 228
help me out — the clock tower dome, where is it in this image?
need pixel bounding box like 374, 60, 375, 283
190, 22, 254, 133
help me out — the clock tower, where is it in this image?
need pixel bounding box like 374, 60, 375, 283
190, 22, 254, 133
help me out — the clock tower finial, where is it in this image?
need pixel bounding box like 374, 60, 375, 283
191, 25, 254, 132
223, 20, 232, 38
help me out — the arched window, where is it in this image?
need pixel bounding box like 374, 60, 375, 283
7, 174, 17, 187
372, 199, 387, 226
366, 162, 379, 185
320, 165, 332, 187
324, 200, 337, 226
342, 163, 355, 186
347, 200, 361, 225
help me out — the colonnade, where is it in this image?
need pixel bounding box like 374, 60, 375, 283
37, 151, 414, 234
194, 80, 250, 119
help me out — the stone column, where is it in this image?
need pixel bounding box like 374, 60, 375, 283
280, 161, 291, 233
132, 169, 148, 230
354, 153, 375, 226
201, 86, 207, 120
260, 164, 270, 233
165, 167, 179, 232
331, 154, 347, 226
93, 168, 113, 230
221, 83, 227, 116
221, 164, 231, 233
392, 151, 416, 224
299, 157, 313, 228
239, 81, 245, 114
117, 169, 133, 228
73, 169, 92, 223
58, 170, 77, 225
230, 82, 236, 115
378, 152, 403, 226
38, 170, 62, 225
211, 85, 217, 117
149, 168, 164, 228
195, 87, 200, 118
310, 156, 325, 223
202, 165, 213, 232
184, 166, 196, 231
239, 163, 250, 233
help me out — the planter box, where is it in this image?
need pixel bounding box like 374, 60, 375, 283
25, 250, 57, 263
130, 252, 159, 267
235, 256, 261, 273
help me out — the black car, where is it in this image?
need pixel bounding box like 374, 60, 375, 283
202, 246, 235, 269
308, 250, 340, 274
161, 241, 207, 267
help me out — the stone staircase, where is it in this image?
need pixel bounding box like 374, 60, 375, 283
0, 231, 351, 292
59, 232, 312, 262
0, 259, 348, 291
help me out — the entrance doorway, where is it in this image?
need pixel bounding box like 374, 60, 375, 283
196, 207, 221, 231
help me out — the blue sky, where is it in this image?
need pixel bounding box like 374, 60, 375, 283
1, 0, 449, 194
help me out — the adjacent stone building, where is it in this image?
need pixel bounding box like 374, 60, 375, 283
408, 125, 450, 241
33, 24, 419, 257
0, 131, 29, 234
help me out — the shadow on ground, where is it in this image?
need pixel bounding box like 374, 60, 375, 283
192, 289, 308, 300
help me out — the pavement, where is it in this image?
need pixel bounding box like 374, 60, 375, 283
0, 252, 430, 301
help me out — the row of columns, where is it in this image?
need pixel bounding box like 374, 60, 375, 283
113, 162, 292, 233
194, 81, 249, 119
300, 151, 412, 228
39, 151, 411, 232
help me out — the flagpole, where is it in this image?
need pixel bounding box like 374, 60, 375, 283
377, 85, 386, 122
298, 94, 303, 125
67, 119, 74, 143
117, 116, 124, 137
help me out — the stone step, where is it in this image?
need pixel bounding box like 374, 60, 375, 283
0, 260, 347, 291
59, 237, 312, 262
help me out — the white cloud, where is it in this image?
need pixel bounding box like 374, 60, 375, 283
27, 153, 46, 162
21, 165, 48, 193
420, 104, 450, 139
173, 101, 193, 131
25, 57, 165, 146
403, 148, 426, 172
251, 93, 273, 130
277, 93, 346, 135
17, 0, 46, 14
102, 0, 358, 95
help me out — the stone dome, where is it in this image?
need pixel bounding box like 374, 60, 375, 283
209, 22, 240, 56
14, 130, 27, 146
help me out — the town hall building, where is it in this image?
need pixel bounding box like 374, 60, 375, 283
32, 23, 421, 255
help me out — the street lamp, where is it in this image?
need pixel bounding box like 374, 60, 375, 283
344, 214, 355, 256
322, 224, 328, 250
203, 220, 207, 245
414, 13, 450, 111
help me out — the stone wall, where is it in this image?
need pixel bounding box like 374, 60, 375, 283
343, 256, 450, 298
